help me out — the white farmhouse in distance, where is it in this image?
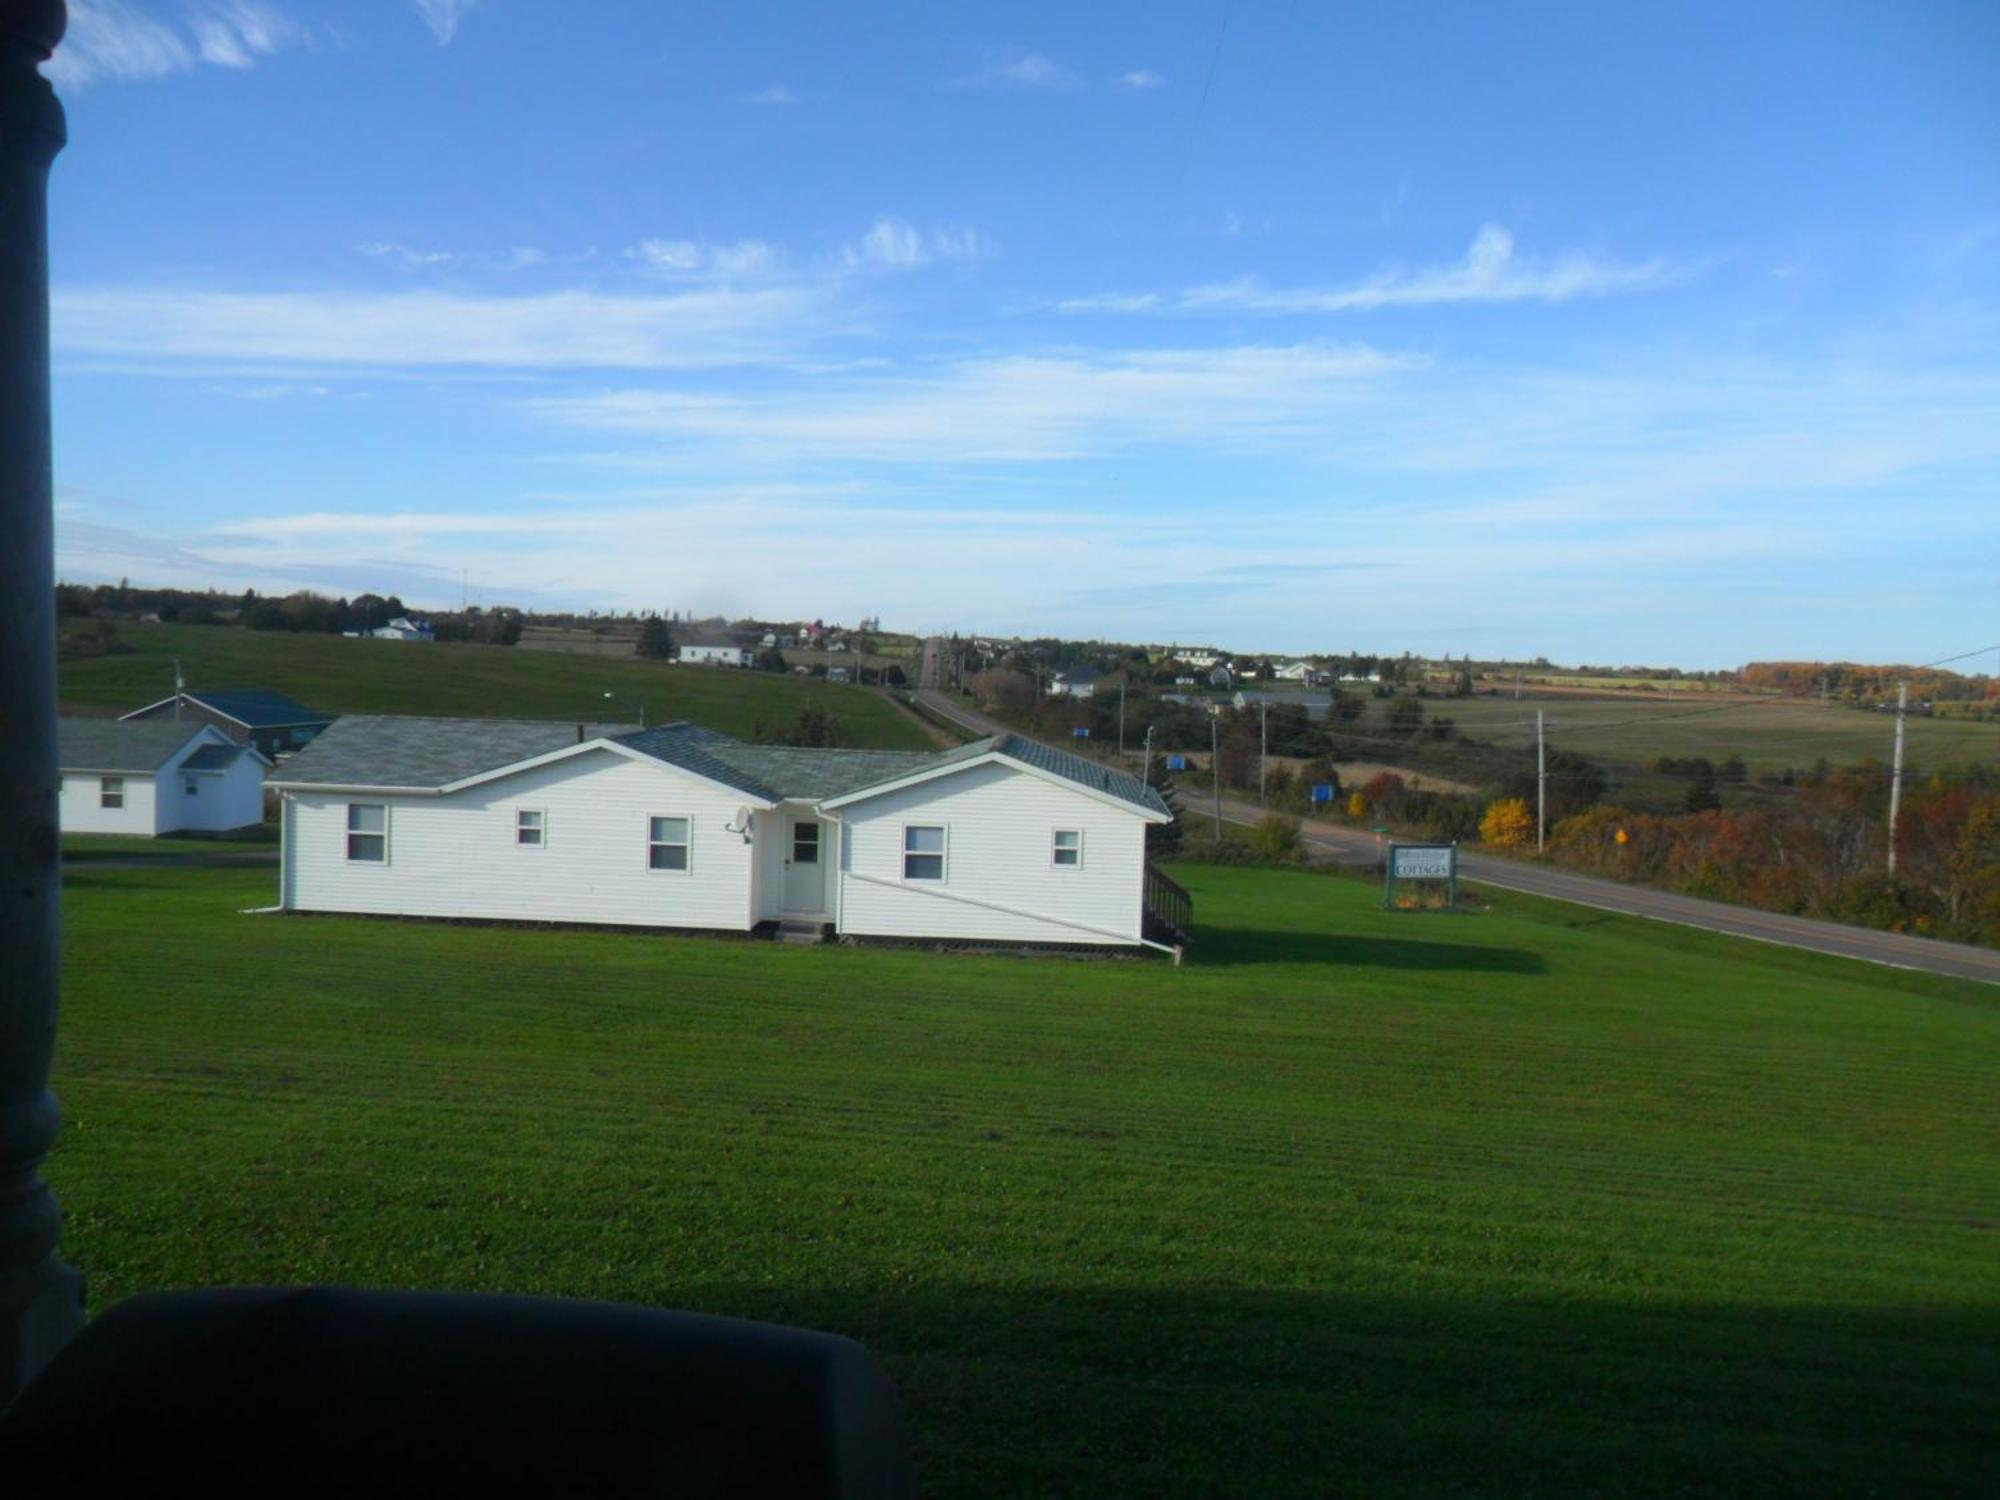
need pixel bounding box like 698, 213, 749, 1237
677, 635, 753, 668
58, 718, 269, 837
371, 616, 434, 642
269, 717, 1185, 952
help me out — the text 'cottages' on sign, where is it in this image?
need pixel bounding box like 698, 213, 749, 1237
1389, 845, 1456, 881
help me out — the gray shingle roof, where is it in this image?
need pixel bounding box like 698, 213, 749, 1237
987, 733, 1170, 817
269, 716, 639, 789
59, 717, 210, 773
702, 745, 943, 800
180, 743, 251, 772
266, 716, 1170, 817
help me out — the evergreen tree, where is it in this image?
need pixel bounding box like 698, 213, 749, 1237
637, 617, 674, 659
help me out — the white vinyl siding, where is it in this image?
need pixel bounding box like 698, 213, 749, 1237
283, 750, 759, 932
347, 803, 387, 862
839, 761, 1148, 946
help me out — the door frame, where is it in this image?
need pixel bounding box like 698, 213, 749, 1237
782, 813, 827, 914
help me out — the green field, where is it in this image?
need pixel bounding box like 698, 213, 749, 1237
58, 622, 930, 749
61, 833, 275, 855
49, 864, 1999, 1495
1417, 693, 1997, 772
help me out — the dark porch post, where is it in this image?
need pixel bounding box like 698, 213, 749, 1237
0, 0, 81, 1408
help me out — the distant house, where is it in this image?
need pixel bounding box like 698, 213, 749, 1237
371, 616, 434, 642
59, 718, 268, 837
1207, 665, 1234, 689
122, 689, 332, 761
1272, 661, 1313, 682
270, 717, 1183, 950
760, 632, 798, 649
1051, 666, 1107, 698
677, 636, 753, 668
825, 666, 852, 684
1179, 650, 1222, 670
1232, 690, 1332, 722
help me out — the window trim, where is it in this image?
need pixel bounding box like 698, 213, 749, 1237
345, 801, 388, 864
790, 817, 821, 867
1051, 828, 1084, 870
901, 822, 948, 883
515, 807, 547, 849
99, 775, 124, 810
647, 813, 692, 875
185, 776, 200, 796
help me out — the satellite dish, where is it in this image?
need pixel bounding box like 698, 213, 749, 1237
727, 806, 755, 842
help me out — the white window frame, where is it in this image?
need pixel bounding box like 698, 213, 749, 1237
346, 802, 388, 864
901, 823, 947, 883
100, 776, 124, 810
1051, 828, 1084, 870
515, 808, 547, 849
647, 814, 692, 875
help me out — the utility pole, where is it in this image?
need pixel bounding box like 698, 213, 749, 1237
1117, 678, 1126, 759
1211, 711, 1221, 842
1258, 700, 1268, 804
1887, 680, 1907, 878
1142, 723, 1154, 788
1536, 708, 1547, 853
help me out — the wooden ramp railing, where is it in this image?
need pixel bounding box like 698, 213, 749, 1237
1143, 861, 1193, 945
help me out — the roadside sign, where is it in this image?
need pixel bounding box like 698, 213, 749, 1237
1384, 842, 1459, 911
1167, 754, 1188, 771
1310, 783, 1334, 804
1073, 726, 1090, 738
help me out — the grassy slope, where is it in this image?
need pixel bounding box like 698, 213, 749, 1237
50, 863, 1998, 1495
1421, 693, 1998, 771
58, 622, 929, 750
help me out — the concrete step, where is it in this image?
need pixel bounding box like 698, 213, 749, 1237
776, 921, 827, 945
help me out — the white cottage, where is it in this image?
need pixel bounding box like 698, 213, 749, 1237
269, 716, 1187, 952
58, 717, 269, 837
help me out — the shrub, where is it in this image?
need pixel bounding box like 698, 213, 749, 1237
1480, 797, 1534, 848
1247, 814, 1303, 862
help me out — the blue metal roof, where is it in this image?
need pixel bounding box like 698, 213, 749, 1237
184, 689, 330, 728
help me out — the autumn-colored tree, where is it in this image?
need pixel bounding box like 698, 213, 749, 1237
1480, 797, 1534, 848
1347, 791, 1368, 819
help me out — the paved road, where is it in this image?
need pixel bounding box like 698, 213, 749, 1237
914, 682, 2000, 987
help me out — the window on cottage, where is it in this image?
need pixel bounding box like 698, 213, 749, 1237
517, 809, 545, 847
649, 816, 690, 871
903, 825, 945, 881
346, 803, 387, 862
1053, 829, 1082, 868
100, 776, 124, 809
185, 777, 199, 796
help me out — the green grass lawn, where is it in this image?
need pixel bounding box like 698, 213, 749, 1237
59, 622, 930, 750
48, 864, 1999, 1496
61, 832, 276, 856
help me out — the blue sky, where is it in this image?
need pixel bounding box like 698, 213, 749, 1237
41, 0, 2000, 665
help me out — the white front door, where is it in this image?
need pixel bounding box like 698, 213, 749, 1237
783, 816, 825, 912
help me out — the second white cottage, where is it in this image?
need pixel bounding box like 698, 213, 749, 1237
269, 716, 1189, 953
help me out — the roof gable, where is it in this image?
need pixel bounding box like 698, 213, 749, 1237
59, 717, 222, 773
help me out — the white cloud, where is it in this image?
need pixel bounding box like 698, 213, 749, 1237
188, 1, 307, 68
45, 0, 309, 88
527, 343, 1417, 462
1119, 69, 1165, 90
958, 49, 1078, 91
1055, 292, 1162, 314
742, 83, 799, 106
842, 218, 993, 272
411, 0, 477, 44
358, 240, 456, 268
53, 284, 831, 370
629, 238, 782, 278
1064, 225, 1697, 317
